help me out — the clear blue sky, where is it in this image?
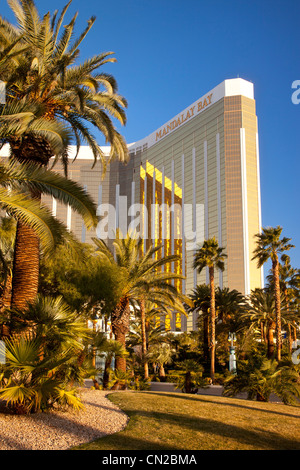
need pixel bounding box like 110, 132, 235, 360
1, 0, 300, 274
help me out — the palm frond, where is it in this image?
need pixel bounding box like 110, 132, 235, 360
0, 187, 69, 253
0, 160, 98, 229
52, 0, 72, 46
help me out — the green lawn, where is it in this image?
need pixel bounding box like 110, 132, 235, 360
73, 391, 300, 450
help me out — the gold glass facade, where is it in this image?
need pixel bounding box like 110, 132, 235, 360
140, 162, 184, 331
104, 81, 263, 331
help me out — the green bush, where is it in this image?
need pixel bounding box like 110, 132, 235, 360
0, 337, 84, 414
169, 360, 207, 394
223, 353, 300, 404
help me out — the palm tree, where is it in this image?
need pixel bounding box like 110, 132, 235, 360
93, 232, 184, 373
0, 217, 16, 317
246, 288, 277, 358
193, 237, 227, 382
147, 342, 176, 381
171, 359, 205, 394
215, 287, 247, 323
93, 333, 127, 390
8, 294, 90, 355
223, 355, 300, 404
252, 226, 294, 361
0, 159, 97, 311
131, 300, 181, 379
0, 0, 128, 167
189, 284, 211, 363
0, 0, 128, 308
266, 254, 300, 352
0, 335, 84, 414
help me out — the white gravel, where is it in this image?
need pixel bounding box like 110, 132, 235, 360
0, 390, 129, 450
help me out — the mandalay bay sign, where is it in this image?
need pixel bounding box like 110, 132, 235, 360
96, 198, 205, 251
155, 93, 213, 142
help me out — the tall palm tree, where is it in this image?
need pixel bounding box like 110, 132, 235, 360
0, 159, 97, 311
215, 287, 247, 323
92, 333, 126, 390
0, 0, 128, 308
266, 254, 300, 352
193, 237, 227, 382
133, 299, 182, 379
0, 0, 128, 167
252, 226, 294, 361
247, 288, 277, 358
129, 301, 166, 352
93, 232, 184, 373
189, 284, 211, 363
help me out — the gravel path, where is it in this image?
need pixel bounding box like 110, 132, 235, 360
0, 390, 129, 450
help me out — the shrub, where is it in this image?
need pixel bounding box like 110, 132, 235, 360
223, 354, 300, 404
169, 360, 207, 394
0, 337, 84, 414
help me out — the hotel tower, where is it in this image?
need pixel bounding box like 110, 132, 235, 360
0, 78, 263, 331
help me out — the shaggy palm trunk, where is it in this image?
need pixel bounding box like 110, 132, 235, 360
203, 313, 210, 365
111, 296, 130, 373
159, 363, 166, 381
256, 392, 267, 402
261, 322, 265, 343
9, 137, 53, 313
92, 319, 97, 368
185, 371, 192, 394
10, 221, 40, 311
272, 258, 282, 361
0, 273, 12, 311
77, 349, 86, 368
267, 321, 276, 358
209, 266, 216, 383
102, 355, 113, 390
287, 324, 292, 354
284, 288, 292, 354
0, 273, 12, 337
293, 323, 297, 344
140, 297, 149, 379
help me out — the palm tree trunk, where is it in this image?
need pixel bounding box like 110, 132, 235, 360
272, 258, 282, 361
267, 321, 275, 358
9, 138, 52, 313
92, 319, 97, 368
77, 349, 86, 368
159, 363, 166, 381
283, 288, 293, 354
102, 356, 112, 390
113, 330, 127, 372
185, 371, 192, 393
111, 296, 130, 373
0, 272, 12, 311
140, 297, 149, 379
203, 313, 209, 364
287, 323, 292, 354
0, 273, 12, 337
209, 266, 216, 383
260, 322, 264, 342
10, 221, 40, 311
293, 323, 297, 342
